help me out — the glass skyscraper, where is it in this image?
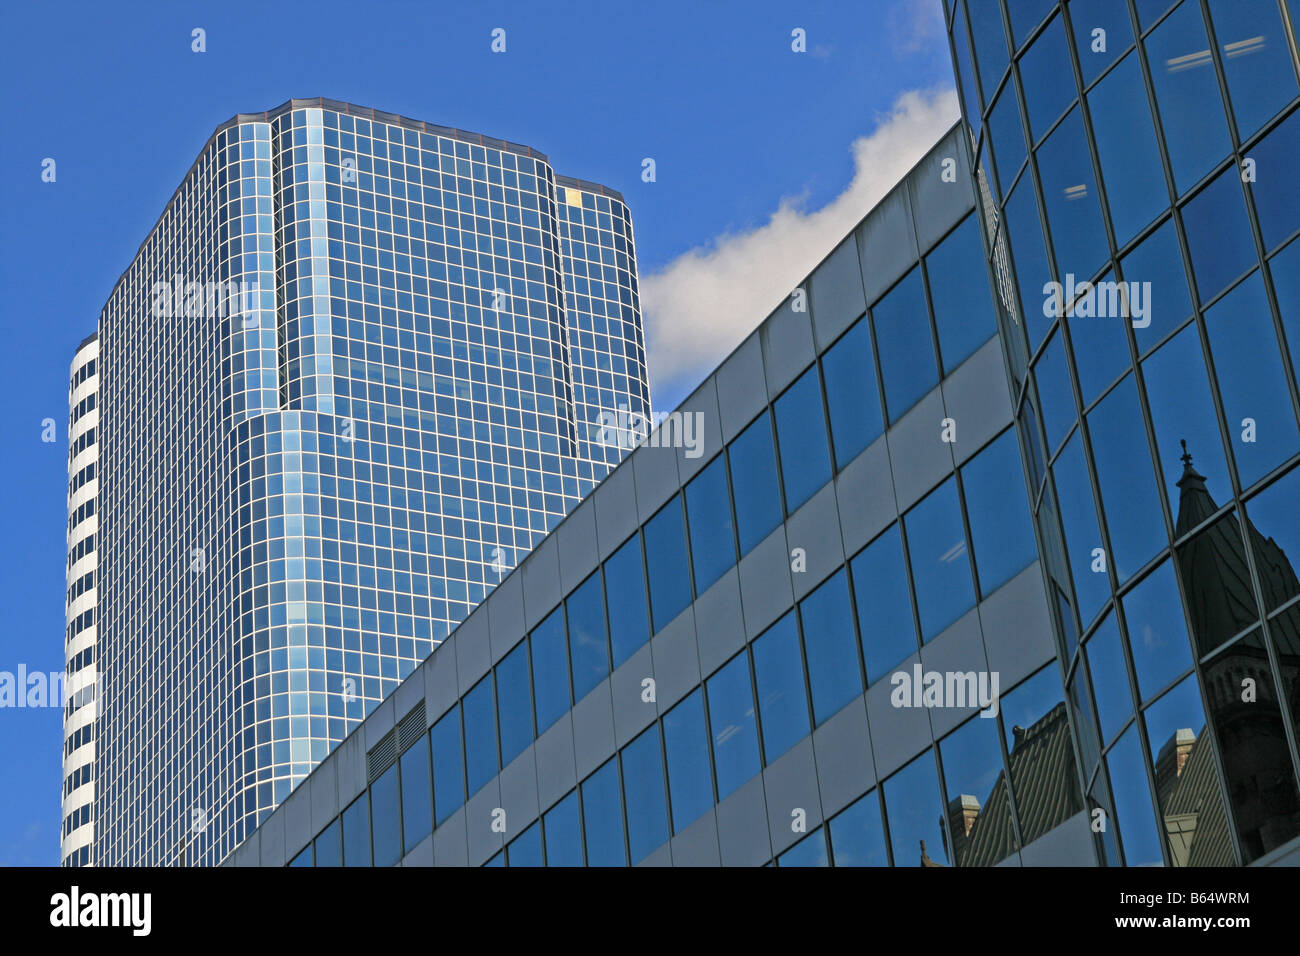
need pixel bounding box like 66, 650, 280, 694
226, 0, 1300, 869
68, 98, 649, 867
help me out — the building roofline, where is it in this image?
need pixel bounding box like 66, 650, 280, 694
75, 331, 99, 353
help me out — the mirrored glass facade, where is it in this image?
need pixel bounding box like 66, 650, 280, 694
75, 99, 649, 866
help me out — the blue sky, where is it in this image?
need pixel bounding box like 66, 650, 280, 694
0, 0, 955, 865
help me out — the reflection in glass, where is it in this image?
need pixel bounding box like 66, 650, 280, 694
1067, 268, 1132, 407
1182, 169, 1256, 303
543, 790, 583, 866
1037, 108, 1109, 287
530, 606, 570, 735
370, 762, 401, 867
753, 612, 812, 763
581, 758, 626, 866
1106, 725, 1164, 865
871, 268, 938, 423
605, 535, 649, 668
1251, 110, 1300, 251
822, 317, 884, 467
940, 716, 1017, 866
1085, 612, 1133, 745
314, 817, 341, 867
1206, 0, 1298, 140
989, 80, 1027, 194
828, 791, 890, 866
774, 366, 833, 511
904, 477, 976, 641
663, 688, 714, 833
621, 723, 669, 864
496, 640, 534, 766
1020, 16, 1076, 143
883, 751, 949, 867
968, 0, 1009, 98
1123, 218, 1193, 355
1034, 328, 1076, 453
850, 525, 919, 683
644, 495, 693, 632
686, 455, 737, 593
463, 676, 498, 797
342, 791, 371, 867
799, 569, 863, 725
779, 828, 829, 867
400, 737, 432, 851
1088, 52, 1167, 246
506, 821, 543, 867
1005, 175, 1055, 349
1071, 0, 1134, 83
999, 666, 1085, 844
1123, 560, 1194, 698
1245, 467, 1300, 613
728, 411, 783, 556
962, 428, 1036, 595
430, 704, 464, 825
567, 571, 609, 702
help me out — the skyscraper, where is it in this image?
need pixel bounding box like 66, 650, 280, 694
67, 98, 649, 867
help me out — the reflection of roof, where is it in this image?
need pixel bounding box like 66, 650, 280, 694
948, 701, 1082, 867
1153, 728, 1234, 866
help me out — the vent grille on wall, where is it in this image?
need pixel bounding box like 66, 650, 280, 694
366, 701, 427, 782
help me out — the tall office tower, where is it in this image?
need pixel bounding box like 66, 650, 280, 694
77, 99, 649, 867
946, 0, 1300, 865
61, 333, 100, 868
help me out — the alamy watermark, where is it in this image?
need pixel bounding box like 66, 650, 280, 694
595, 404, 704, 459
1043, 273, 1151, 328
890, 664, 1000, 718
150, 276, 263, 325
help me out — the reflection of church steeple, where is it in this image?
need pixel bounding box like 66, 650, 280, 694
1171, 443, 1300, 863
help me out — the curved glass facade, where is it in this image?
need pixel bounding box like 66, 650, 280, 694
948, 0, 1300, 865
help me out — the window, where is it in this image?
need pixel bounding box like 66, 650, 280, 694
1066, 269, 1132, 406
1088, 52, 1166, 246
752, 612, 811, 763
581, 758, 627, 867
1033, 328, 1076, 454
925, 215, 996, 373
1245, 468, 1300, 612
821, 317, 884, 468
530, 606, 570, 735
685, 455, 737, 593
827, 791, 889, 866
1051, 435, 1111, 623
706, 652, 762, 800
1144, 0, 1232, 194
400, 737, 432, 851
940, 716, 1016, 866
798, 569, 863, 725
1084, 613, 1132, 745
727, 412, 783, 555
989, 79, 1027, 193
968, 0, 1009, 95
851, 525, 918, 683
1106, 725, 1162, 866
778, 829, 829, 867
1019, 15, 1075, 143
1251, 109, 1300, 251
1070, 0, 1133, 84
1000, 668, 1085, 843
506, 821, 543, 867
1123, 218, 1192, 355
1037, 108, 1108, 286
289, 846, 312, 867
370, 762, 402, 867
962, 429, 1036, 595
567, 571, 610, 702
871, 268, 938, 423
341, 791, 371, 867
496, 640, 534, 766
663, 688, 714, 833
1206, 0, 1298, 140
543, 790, 584, 866
1182, 169, 1256, 303
430, 705, 464, 825
644, 495, 693, 632
605, 535, 650, 668
621, 724, 669, 864
904, 477, 976, 641
313, 818, 341, 867
463, 676, 498, 797
774, 366, 833, 510
1004, 176, 1054, 348
883, 751, 949, 866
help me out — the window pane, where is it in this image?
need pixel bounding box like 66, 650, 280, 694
581, 759, 626, 867
1069, 274, 1135, 407
1007, 0, 1055, 46
644, 495, 693, 632
567, 571, 610, 702
728, 411, 783, 555
989, 79, 1027, 194
1123, 218, 1192, 355
1142, 674, 1233, 865
1088, 52, 1167, 246
621, 723, 669, 864
1071, 0, 1134, 83
1275, 237, 1300, 377
962, 429, 1036, 594
1106, 724, 1163, 866
1141, 323, 1232, 508
313, 818, 341, 867
1182, 168, 1256, 303
905, 477, 976, 641
999, 667, 1084, 843
969, 0, 1009, 96
1087, 375, 1165, 582
369, 764, 401, 867
463, 676, 498, 797
496, 639, 534, 766
1037, 107, 1108, 285
828, 791, 889, 866
1051, 433, 1111, 622
342, 792, 370, 867
1122, 561, 1193, 699
940, 716, 1017, 866
1205, 272, 1300, 487
1145, 0, 1233, 194
530, 606, 570, 735
851, 525, 919, 683
799, 569, 863, 724
1005, 175, 1055, 348
685, 455, 737, 593
706, 652, 762, 800
430, 705, 464, 825
883, 751, 950, 867
605, 535, 650, 668
778, 828, 829, 867
872, 268, 938, 423
752, 612, 812, 763
953, 0, 984, 127
822, 316, 883, 468
774, 365, 833, 509
1020, 16, 1076, 143
506, 821, 543, 867
1176, 511, 1259, 654
1033, 328, 1076, 454
1206, 0, 1298, 140
289, 846, 312, 867
1084, 612, 1133, 745
663, 688, 714, 833
400, 738, 432, 851
1245, 467, 1300, 612
1251, 109, 1300, 251
926, 215, 996, 372
483, 851, 504, 867
543, 791, 584, 866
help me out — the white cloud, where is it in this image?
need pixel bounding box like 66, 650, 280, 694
641, 86, 960, 407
